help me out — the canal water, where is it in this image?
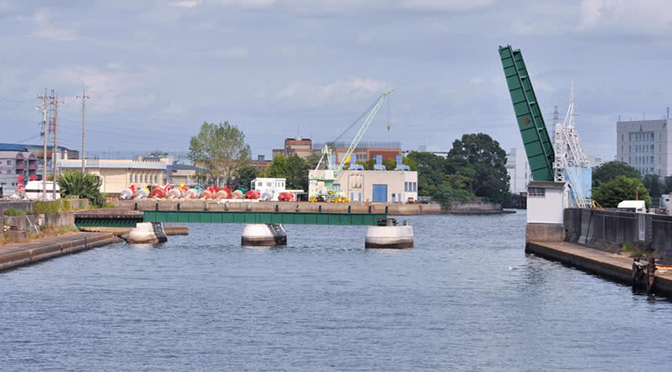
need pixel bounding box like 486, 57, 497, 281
1, 211, 672, 371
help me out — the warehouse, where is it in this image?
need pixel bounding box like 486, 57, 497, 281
309, 169, 418, 203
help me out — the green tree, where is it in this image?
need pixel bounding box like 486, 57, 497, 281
58, 171, 106, 207
643, 174, 664, 199
406, 151, 445, 196
231, 165, 258, 191
188, 121, 251, 185
382, 158, 396, 171
592, 161, 640, 187
357, 159, 375, 170
447, 133, 510, 204
285, 155, 309, 190
432, 184, 476, 210
592, 175, 651, 208
664, 176, 672, 194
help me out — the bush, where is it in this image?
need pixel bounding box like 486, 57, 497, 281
3, 208, 30, 216
433, 185, 476, 210
34, 201, 60, 214
59, 171, 106, 208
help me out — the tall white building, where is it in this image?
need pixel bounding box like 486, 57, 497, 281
506, 148, 531, 194
616, 119, 672, 177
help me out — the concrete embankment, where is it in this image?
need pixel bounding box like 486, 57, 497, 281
527, 241, 672, 297
0, 232, 115, 272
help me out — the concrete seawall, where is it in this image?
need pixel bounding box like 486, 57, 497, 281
527, 241, 672, 297
0, 232, 115, 272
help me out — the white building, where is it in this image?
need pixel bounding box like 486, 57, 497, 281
616, 119, 672, 177
58, 158, 167, 195
506, 148, 531, 194
309, 169, 418, 203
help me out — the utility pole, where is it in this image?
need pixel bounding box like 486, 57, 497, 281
50, 91, 65, 201
76, 89, 90, 174
37, 89, 49, 201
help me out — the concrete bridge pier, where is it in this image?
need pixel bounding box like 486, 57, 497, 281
242, 224, 287, 247
365, 218, 413, 249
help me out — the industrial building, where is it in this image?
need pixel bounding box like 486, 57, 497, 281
616, 119, 672, 177
309, 168, 417, 203
58, 158, 168, 195
506, 148, 531, 195
312, 141, 402, 163
272, 137, 314, 159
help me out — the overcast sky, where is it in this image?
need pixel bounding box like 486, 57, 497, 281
1, 0, 671, 160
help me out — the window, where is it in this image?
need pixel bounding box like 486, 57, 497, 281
622, 134, 624, 141
529, 187, 545, 197
651, 133, 655, 141
7, 160, 12, 165
154, 174, 158, 183
130, 174, 133, 183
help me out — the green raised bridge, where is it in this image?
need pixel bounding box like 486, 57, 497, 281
75, 210, 388, 227
499, 45, 555, 181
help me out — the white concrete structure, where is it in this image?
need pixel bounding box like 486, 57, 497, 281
241, 224, 287, 246
527, 181, 568, 224
308, 169, 418, 203
506, 148, 530, 194
617, 119, 672, 177
365, 224, 414, 249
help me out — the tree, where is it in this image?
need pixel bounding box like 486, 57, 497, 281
58, 171, 106, 207
406, 151, 445, 196
447, 133, 510, 204
231, 165, 258, 191
592, 161, 640, 187
259, 155, 309, 190
664, 176, 672, 194
357, 160, 375, 170
188, 121, 251, 185
592, 175, 651, 208
382, 158, 396, 171
643, 174, 664, 199
433, 184, 476, 210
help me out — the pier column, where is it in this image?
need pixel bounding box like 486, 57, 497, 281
365, 218, 413, 249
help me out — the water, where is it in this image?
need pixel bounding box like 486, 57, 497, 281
2, 212, 672, 371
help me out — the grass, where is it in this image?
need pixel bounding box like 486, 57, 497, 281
3, 208, 31, 216
1, 224, 80, 245
621, 243, 653, 258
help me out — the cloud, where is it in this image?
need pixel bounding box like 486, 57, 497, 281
275, 77, 389, 106
577, 0, 672, 34
470, 76, 485, 86
207, 0, 276, 8
209, 47, 249, 59
30, 9, 78, 41
39, 65, 163, 114
400, 0, 495, 11
172, 1, 200, 8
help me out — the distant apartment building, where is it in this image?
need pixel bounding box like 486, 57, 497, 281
616, 119, 672, 177
250, 155, 272, 171
313, 141, 402, 164
506, 148, 531, 194
0, 148, 38, 194
272, 136, 314, 159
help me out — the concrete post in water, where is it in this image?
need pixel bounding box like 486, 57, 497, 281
365, 218, 413, 249
242, 224, 287, 247
127, 222, 168, 244
526, 181, 568, 243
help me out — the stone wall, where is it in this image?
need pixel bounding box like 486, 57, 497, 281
447, 201, 503, 215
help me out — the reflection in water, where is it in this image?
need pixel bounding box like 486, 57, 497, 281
1, 211, 672, 371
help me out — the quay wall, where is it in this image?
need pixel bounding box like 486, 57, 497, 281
563, 209, 672, 260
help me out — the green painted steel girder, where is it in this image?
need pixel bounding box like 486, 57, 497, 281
75, 216, 143, 228
499, 45, 555, 181
143, 211, 387, 226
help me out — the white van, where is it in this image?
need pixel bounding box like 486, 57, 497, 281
617, 200, 646, 214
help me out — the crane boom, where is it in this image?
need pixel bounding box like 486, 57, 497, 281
336, 89, 394, 173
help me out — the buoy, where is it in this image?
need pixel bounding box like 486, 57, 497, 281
127, 222, 168, 244
365, 219, 413, 249
241, 224, 287, 246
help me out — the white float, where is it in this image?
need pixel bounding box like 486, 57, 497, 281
241, 224, 287, 246
127, 222, 168, 244
365, 220, 413, 249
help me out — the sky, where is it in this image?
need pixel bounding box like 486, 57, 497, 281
1, 0, 672, 161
